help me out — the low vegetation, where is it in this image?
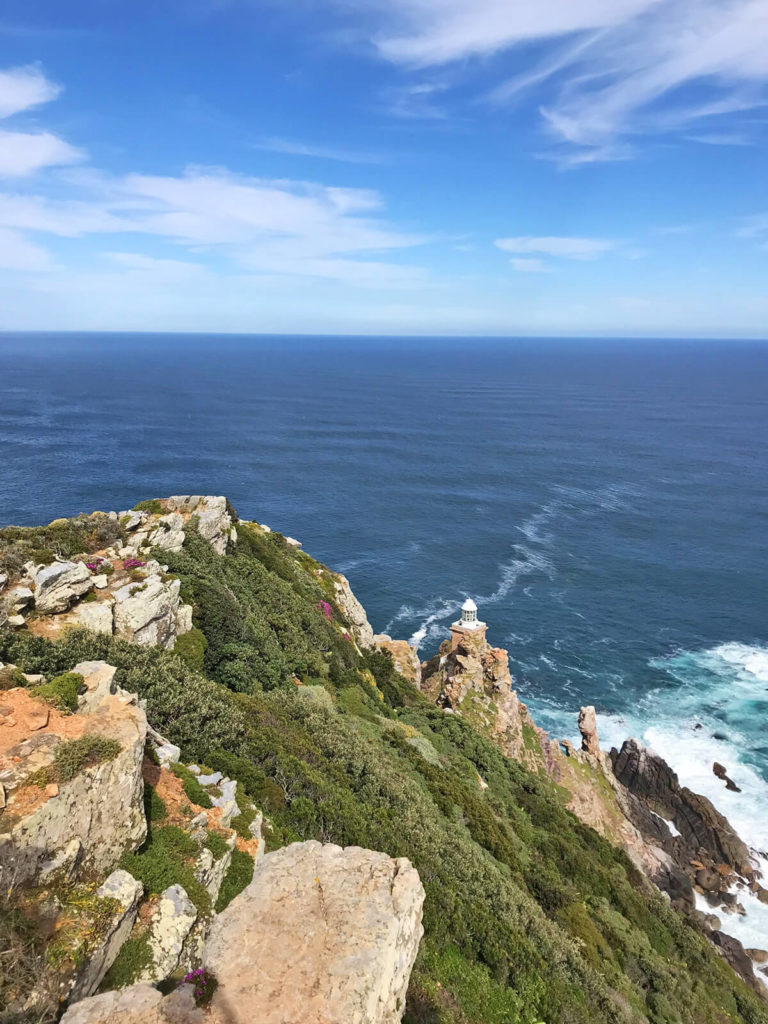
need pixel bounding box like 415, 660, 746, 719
0, 513, 124, 577
31, 671, 83, 712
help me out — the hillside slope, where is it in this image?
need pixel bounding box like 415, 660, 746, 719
1, 499, 766, 1024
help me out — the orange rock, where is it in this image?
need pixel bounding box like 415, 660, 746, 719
45, 783, 59, 798
27, 708, 50, 731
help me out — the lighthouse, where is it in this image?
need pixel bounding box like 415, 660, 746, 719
450, 598, 487, 651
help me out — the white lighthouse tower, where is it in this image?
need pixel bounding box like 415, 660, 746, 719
450, 598, 487, 650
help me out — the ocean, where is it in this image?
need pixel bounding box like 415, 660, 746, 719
2, 332, 767, 943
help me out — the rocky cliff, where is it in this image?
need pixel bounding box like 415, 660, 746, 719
1, 496, 766, 1024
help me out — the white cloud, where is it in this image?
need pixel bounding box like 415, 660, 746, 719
372, 0, 658, 66
0, 64, 83, 176
0, 128, 82, 177
0, 226, 52, 270
509, 257, 550, 272
496, 236, 614, 259
0, 64, 60, 118
0, 168, 427, 286
344, 0, 768, 159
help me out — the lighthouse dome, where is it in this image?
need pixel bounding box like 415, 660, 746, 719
462, 598, 477, 613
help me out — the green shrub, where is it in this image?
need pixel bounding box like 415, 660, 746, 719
119, 825, 210, 915
214, 848, 253, 912
0, 665, 27, 690
171, 763, 212, 809
100, 932, 153, 990
174, 628, 207, 672
31, 734, 122, 785
0, 513, 123, 577
131, 499, 164, 515
205, 831, 229, 861
31, 672, 83, 712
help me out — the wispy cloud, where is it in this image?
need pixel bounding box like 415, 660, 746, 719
253, 136, 384, 164
509, 257, 550, 273
496, 236, 614, 259
337, 0, 768, 161
0, 64, 83, 176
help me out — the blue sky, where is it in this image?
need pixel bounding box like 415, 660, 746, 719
0, 0, 767, 336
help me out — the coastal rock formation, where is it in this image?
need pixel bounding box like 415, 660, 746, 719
113, 576, 185, 649
205, 841, 424, 1024
611, 738, 753, 877
333, 574, 375, 648
0, 685, 147, 886
420, 625, 546, 769
374, 634, 422, 687
34, 560, 93, 613
61, 841, 425, 1024
578, 705, 600, 756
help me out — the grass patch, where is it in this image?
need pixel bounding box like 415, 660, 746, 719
131, 499, 164, 515
0, 665, 27, 690
174, 628, 207, 672
100, 931, 153, 990
144, 783, 167, 822
214, 848, 253, 913
119, 825, 211, 916
204, 831, 229, 861
30, 734, 122, 787
171, 763, 212, 809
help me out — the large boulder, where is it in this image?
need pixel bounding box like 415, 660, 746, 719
35, 561, 93, 613
0, 690, 147, 886
205, 841, 424, 1024
333, 575, 375, 649
135, 884, 198, 984
578, 706, 600, 756
113, 576, 182, 649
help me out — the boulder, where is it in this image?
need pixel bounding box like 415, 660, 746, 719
710, 930, 763, 994
69, 870, 144, 999
194, 833, 236, 905
35, 561, 93, 613
204, 840, 424, 1024
5, 586, 34, 613
73, 661, 118, 714
135, 884, 198, 984
0, 692, 147, 886
61, 985, 163, 1024
113, 576, 182, 649
333, 574, 375, 649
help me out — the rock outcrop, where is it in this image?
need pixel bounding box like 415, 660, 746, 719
113, 576, 184, 649
578, 705, 600, 756
611, 738, 754, 877
62, 841, 425, 1024
34, 560, 93, 613
374, 635, 422, 687
0, 686, 147, 886
333, 574, 375, 649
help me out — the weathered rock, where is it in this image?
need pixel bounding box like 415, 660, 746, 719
0, 692, 147, 886
610, 739, 753, 876
5, 586, 34, 613
175, 604, 193, 635
92, 574, 109, 590
69, 870, 144, 999
374, 635, 422, 687
73, 661, 118, 714
63, 601, 114, 636
61, 985, 163, 1024
710, 930, 764, 994
205, 841, 424, 1024
136, 884, 198, 983
333, 574, 375, 649
113, 576, 182, 649
35, 561, 93, 613
748, 948, 768, 964
194, 833, 235, 905
578, 705, 600, 756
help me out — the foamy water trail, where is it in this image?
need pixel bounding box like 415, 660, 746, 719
386, 483, 638, 651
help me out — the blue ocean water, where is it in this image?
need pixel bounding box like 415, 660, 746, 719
1, 332, 768, 939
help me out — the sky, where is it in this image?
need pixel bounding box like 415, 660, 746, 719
0, 0, 767, 337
